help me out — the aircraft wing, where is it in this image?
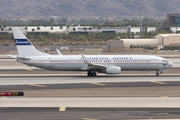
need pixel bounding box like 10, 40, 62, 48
81, 54, 107, 70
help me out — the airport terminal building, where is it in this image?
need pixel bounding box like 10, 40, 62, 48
167, 13, 180, 26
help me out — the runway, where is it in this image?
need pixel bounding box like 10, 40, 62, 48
0, 56, 180, 119
1, 107, 180, 119
1, 79, 180, 97
0, 74, 180, 97
2, 97, 180, 107
0, 74, 180, 85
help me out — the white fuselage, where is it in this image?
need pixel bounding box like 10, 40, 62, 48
17, 55, 173, 72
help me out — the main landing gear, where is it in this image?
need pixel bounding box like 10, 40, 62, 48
87, 71, 97, 77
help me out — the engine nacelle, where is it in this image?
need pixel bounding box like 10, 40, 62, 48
106, 66, 121, 74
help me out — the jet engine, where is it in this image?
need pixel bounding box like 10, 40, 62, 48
105, 66, 121, 74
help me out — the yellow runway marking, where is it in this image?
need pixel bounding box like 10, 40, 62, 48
161, 96, 169, 97
0, 56, 5, 58
29, 84, 46, 87
90, 82, 106, 86
2, 97, 7, 98
82, 118, 100, 120
170, 55, 174, 57
150, 81, 166, 84
24, 68, 33, 71
59, 107, 66, 111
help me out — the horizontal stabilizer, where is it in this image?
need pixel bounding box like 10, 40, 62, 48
7, 54, 16, 59
17, 57, 30, 60
7, 54, 30, 60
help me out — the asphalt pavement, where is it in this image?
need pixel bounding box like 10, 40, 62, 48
1, 107, 180, 120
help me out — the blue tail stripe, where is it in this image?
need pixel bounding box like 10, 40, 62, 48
15, 39, 32, 45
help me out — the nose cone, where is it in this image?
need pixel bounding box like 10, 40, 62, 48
168, 62, 173, 68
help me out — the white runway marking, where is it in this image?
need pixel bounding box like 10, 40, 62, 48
1, 97, 180, 107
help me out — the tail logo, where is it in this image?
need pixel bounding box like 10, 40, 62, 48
15, 39, 32, 45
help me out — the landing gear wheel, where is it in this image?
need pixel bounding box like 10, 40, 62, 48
156, 72, 159, 76
87, 71, 97, 77
92, 72, 97, 77
87, 71, 91, 76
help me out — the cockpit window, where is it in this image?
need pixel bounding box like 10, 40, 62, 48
162, 60, 168, 62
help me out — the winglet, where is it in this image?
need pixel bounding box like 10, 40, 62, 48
81, 53, 90, 65
56, 49, 62, 55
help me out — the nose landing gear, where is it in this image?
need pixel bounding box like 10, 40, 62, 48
156, 70, 160, 76
87, 71, 97, 77
156, 72, 159, 76
156, 70, 163, 76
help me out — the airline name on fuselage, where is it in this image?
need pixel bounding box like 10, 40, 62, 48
81, 57, 132, 60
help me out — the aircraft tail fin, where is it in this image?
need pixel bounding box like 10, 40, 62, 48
12, 27, 50, 57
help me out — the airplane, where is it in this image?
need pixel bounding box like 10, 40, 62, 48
10, 27, 173, 77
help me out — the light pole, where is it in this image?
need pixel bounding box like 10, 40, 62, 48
140, 0, 142, 39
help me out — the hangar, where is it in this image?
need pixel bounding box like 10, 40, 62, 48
155, 34, 180, 45
120, 34, 180, 48
121, 39, 159, 48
